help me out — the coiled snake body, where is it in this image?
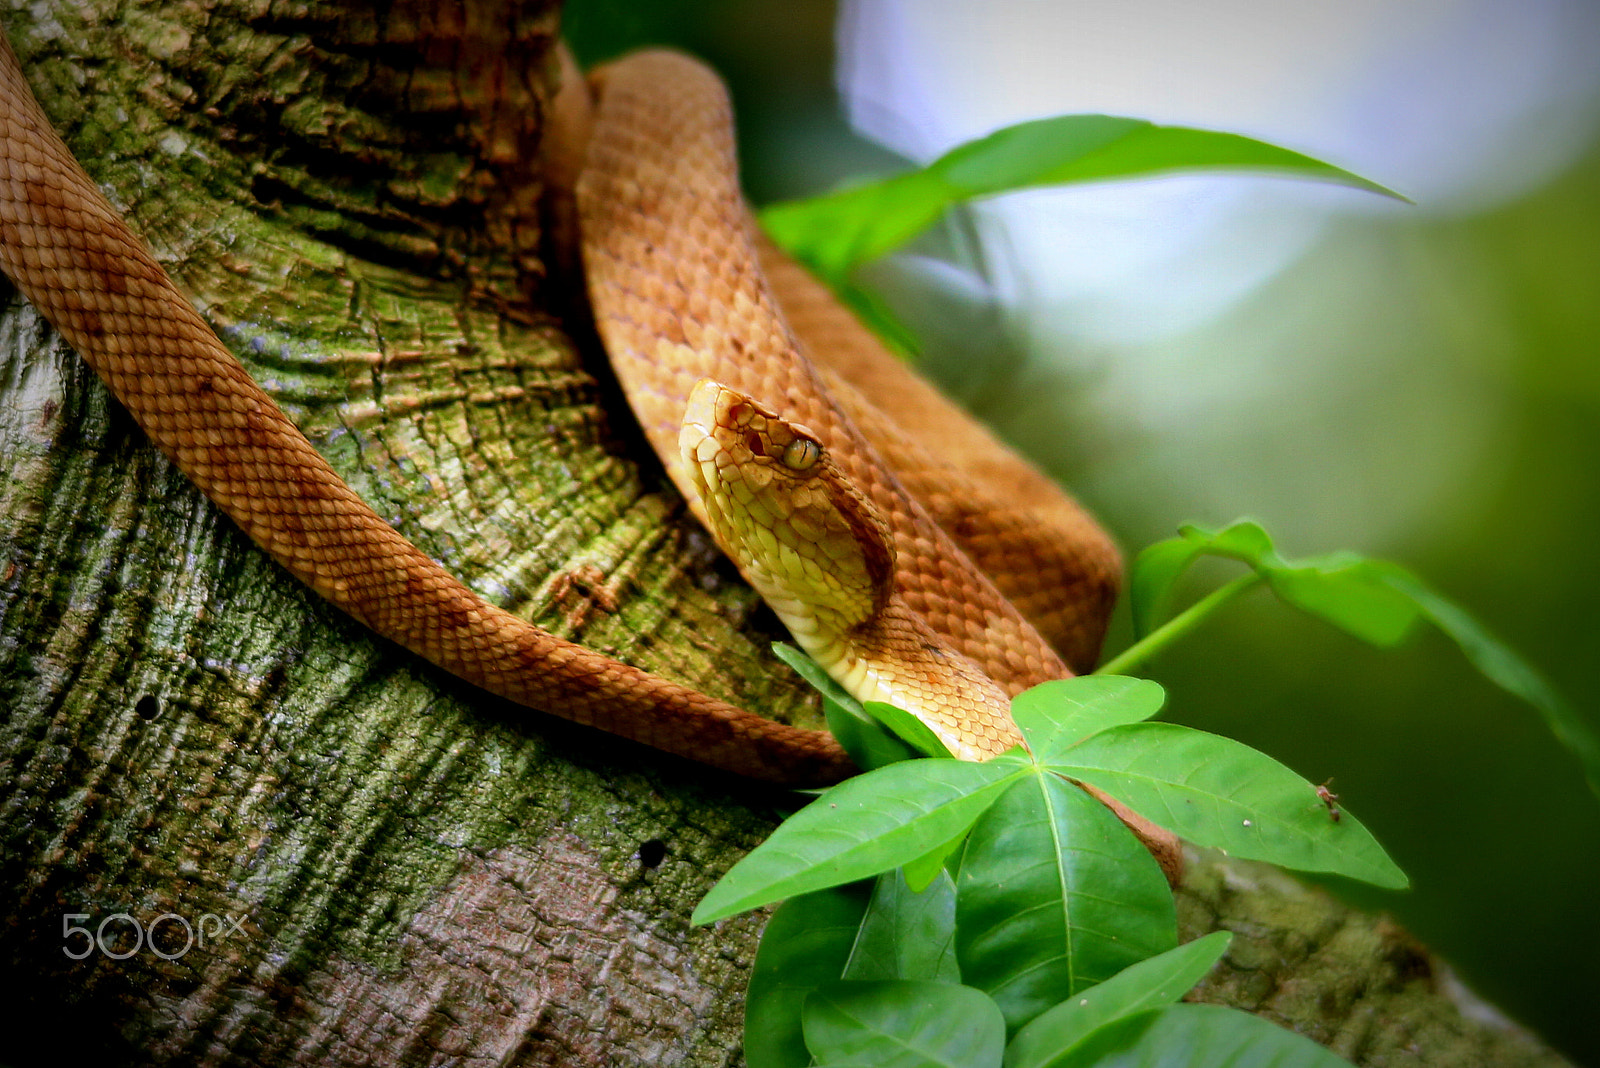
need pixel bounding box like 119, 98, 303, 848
0, 40, 1122, 784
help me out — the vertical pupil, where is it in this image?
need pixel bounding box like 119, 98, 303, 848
783, 439, 820, 470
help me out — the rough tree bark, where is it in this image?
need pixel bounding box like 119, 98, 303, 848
0, 1, 1572, 1065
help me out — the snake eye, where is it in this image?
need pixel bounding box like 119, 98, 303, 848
781, 436, 822, 472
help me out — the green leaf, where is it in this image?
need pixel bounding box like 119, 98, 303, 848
773, 641, 854, 703
1004, 932, 1232, 1068
1024, 1002, 1352, 1067
901, 826, 971, 893
774, 643, 920, 770
938, 118, 1405, 201
1178, 518, 1275, 560
1172, 521, 1420, 645
845, 869, 961, 984
827, 700, 921, 773
1373, 566, 1600, 801
803, 980, 1007, 1068
1012, 677, 1167, 762
1133, 522, 1600, 799
1263, 558, 1420, 646
763, 116, 1404, 280
1051, 723, 1408, 889
745, 884, 872, 1068
693, 760, 1027, 923
1126, 537, 1207, 640
866, 701, 957, 759
956, 772, 1177, 1033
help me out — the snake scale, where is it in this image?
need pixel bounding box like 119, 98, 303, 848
0, 36, 1126, 787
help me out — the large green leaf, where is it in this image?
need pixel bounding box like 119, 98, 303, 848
1012, 677, 1167, 761
1004, 932, 1232, 1068
1027, 1002, 1352, 1067
694, 759, 1026, 923
745, 885, 872, 1068
804, 980, 1007, 1068
845, 869, 961, 984
956, 772, 1177, 1033
1050, 723, 1407, 889
764, 116, 1405, 281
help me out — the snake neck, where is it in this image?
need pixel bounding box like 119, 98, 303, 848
792, 598, 1023, 763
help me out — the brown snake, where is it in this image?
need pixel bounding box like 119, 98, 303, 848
0, 39, 1124, 786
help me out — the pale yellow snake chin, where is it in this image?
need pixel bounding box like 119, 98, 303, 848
0, 35, 1136, 807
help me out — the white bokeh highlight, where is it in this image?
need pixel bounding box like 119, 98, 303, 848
837, 0, 1600, 344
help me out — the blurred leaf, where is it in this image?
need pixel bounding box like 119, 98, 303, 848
746, 884, 872, 1068
1180, 518, 1276, 559
836, 278, 924, 357
1263, 557, 1419, 646
763, 116, 1405, 281
1004, 932, 1232, 1068
1050, 723, 1408, 889
956, 772, 1177, 1033
845, 869, 961, 984
1012, 677, 1168, 761
1374, 566, 1600, 801
1123, 522, 1600, 800
693, 759, 1026, 923
1172, 521, 1421, 645
774, 643, 920, 770
804, 980, 1006, 1068
1127, 538, 1208, 640
1023, 1003, 1353, 1067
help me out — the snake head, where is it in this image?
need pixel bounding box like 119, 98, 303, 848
681, 379, 1023, 765
680, 379, 897, 638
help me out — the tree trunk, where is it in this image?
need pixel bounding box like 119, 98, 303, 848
0, 2, 1571, 1065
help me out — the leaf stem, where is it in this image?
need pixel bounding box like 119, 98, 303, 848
1096, 574, 1263, 676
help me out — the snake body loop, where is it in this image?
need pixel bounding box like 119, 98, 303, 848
0, 34, 848, 783
0, 35, 1123, 786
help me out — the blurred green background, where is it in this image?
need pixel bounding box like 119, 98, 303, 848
565, 1, 1600, 1062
